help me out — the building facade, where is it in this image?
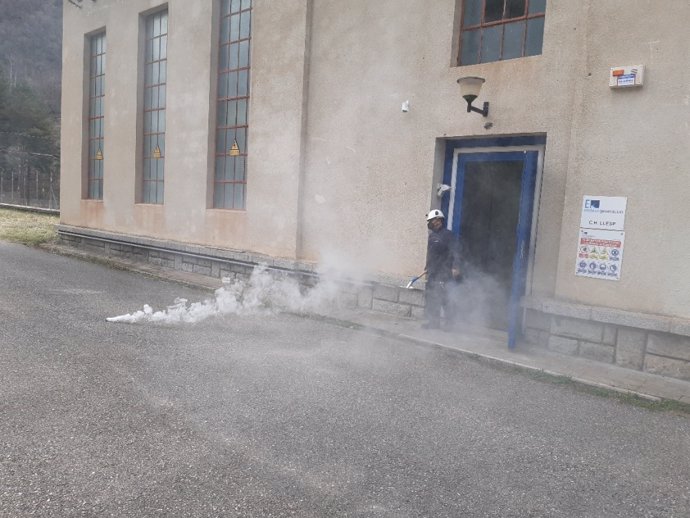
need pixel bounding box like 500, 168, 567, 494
60, 0, 690, 380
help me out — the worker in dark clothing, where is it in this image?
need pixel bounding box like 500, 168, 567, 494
423, 209, 461, 329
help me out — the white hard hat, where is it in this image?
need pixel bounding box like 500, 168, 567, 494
426, 209, 445, 221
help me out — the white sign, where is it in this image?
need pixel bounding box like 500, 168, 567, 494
617, 74, 636, 87
609, 65, 645, 88
575, 228, 625, 281
580, 196, 627, 231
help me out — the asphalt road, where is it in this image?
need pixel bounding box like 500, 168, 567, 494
1, 242, 689, 517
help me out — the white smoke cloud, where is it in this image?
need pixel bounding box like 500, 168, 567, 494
106, 257, 509, 332
106, 264, 341, 325
447, 268, 508, 330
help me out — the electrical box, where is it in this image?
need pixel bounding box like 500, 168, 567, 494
609, 65, 644, 88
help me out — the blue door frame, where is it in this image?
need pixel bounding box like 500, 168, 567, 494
442, 148, 539, 349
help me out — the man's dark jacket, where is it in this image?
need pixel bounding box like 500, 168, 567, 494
426, 227, 461, 282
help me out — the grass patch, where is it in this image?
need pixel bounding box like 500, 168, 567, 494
0, 207, 58, 246
614, 393, 690, 413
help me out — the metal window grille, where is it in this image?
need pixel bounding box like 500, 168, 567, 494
87, 32, 106, 199
142, 10, 168, 204
214, 0, 251, 210
459, 0, 546, 65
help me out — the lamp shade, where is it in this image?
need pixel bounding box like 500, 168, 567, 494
457, 76, 485, 102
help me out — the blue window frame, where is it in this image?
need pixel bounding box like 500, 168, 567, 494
441, 136, 545, 348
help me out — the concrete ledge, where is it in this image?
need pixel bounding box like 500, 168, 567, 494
0, 203, 60, 215
373, 284, 399, 303
57, 224, 311, 273
524, 295, 687, 336
524, 295, 690, 384
56, 224, 413, 288
398, 288, 425, 307
671, 318, 690, 336
591, 307, 671, 333
647, 333, 690, 362
644, 355, 690, 382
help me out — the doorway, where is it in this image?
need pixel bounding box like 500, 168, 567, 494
442, 140, 543, 348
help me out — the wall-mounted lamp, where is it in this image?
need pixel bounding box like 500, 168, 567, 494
457, 76, 489, 117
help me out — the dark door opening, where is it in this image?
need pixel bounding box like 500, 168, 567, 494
444, 149, 539, 346
459, 160, 523, 330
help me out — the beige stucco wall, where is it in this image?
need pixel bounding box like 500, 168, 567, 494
61, 0, 311, 259
61, 0, 690, 319
298, 0, 580, 286
553, 0, 690, 318
62, 1, 216, 240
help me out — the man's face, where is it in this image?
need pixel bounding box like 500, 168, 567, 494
427, 218, 443, 231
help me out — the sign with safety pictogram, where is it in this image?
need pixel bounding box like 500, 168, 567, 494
575, 228, 625, 281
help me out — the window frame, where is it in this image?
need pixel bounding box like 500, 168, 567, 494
458, 0, 546, 66
212, 0, 252, 210
86, 31, 106, 200
141, 8, 168, 205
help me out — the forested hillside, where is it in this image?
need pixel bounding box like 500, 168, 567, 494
0, 0, 62, 113
0, 0, 62, 208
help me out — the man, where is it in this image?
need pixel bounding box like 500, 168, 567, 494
423, 209, 461, 329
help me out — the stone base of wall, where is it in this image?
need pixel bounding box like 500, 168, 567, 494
57, 225, 427, 320
523, 296, 690, 383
